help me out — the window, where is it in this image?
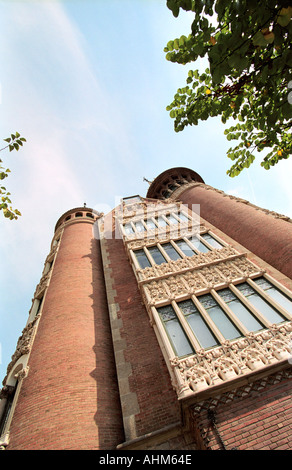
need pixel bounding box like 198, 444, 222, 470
124, 223, 134, 235
155, 278, 291, 358
148, 246, 167, 265
123, 195, 141, 204
133, 233, 226, 269
188, 236, 210, 253
175, 239, 196, 257
201, 233, 223, 249
253, 277, 292, 315
235, 282, 286, 324
177, 299, 219, 349
165, 214, 179, 224
134, 221, 146, 233
0, 383, 17, 436
161, 242, 182, 261
217, 288, 264, 332
135, 249, 152, 269
157, 305, 194, 357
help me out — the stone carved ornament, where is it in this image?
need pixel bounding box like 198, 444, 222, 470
142, 256, 260, 304
137, 246, 242, 283
170, 322, 292, 396
2, 316, 39, 387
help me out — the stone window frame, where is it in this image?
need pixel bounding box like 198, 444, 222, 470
121, 208, 193, 238
130, 231, 226, 270
151, 274, 292, 360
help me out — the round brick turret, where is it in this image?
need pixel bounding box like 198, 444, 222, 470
147, 168, 292, 280
7, 208, 124, 450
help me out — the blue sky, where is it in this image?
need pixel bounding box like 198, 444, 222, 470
0, 0, 291, 383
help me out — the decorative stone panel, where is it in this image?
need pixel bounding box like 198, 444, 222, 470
170, 322, 292, 397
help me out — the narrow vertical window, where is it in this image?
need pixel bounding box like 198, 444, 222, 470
124, 223, 134, 235
147, 246, 167, 265
156, 216, 168, 227
135, 221, 145, 232
199, 294, 242, 340
161, 243, 182, 261
177, 212, 189, 222
201, 233, 223, 249
157, 305, 193, 357
165, 214, 179, 224
145, 219, 156, 230
175, 239, 197, 257
134, 250, 151, 269
188, 236, 210, 253
217, 288, 264, 332
177, 300, 219, 349
235, 283, 286, 324
253, 278, 292, 315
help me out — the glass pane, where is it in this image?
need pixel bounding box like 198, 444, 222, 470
123, 196, 141, 204
134, 250, 151, 269
158, 305, 176, 321
156, 216, 168, 227
199, 294, 242, 340
148, 246, 167, 265
124, 223, 134, 235
161, 243, 182, 261
178, 300, 219, 349
201, 233, 223, 249
236, 282, 285, 324
157, 305, 193, 357
145, 219, 156, 230
253, 278, 292, 315
135, 221, 145, 232
217, 288, 264, 332
165, 214, 179, 224
188, 236, 210, 253
178, 212, 189, 222
175, 240, 196, 257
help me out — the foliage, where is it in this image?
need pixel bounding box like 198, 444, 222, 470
165, 0, 292, 176
0, 132, 26, 220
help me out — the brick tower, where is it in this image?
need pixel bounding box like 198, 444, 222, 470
1, 168, 292, 450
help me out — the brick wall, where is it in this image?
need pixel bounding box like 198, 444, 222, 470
103, 230, 182, 440
193, 368, 292, 450
179, 185, 292, 280
8, 218, 124, 450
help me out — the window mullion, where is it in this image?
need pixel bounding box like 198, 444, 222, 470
130, 220, 138, 236
151, 307, 177, 359
157, 243, 171, 262
143, 246, 156, 267
129, 249, 140, 271
191, 295, 226, 344
264, 273, 292, 300
171, 301, 201, 352
210, 289, 249, 337
171, 240, 186, 258
185, 236, 201, 254
141, 219, 148, 230
229, 283, 271, 328
198, 234, 213, 250
247, 278, 292, 321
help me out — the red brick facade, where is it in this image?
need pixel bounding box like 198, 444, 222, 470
193, 368, 292, 450
7, 214, 124, 450
179, 183, 292, 279
1, 169, 292, 451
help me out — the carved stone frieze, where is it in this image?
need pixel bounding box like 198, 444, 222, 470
141, 255, 261, 304
126, 224, 206, 249
137, 246, 242, 282
2, 316, 39, 386
170, 322, 292, 397
34, 272, 51, 298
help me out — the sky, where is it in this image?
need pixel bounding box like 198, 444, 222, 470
0, 0, 291, 384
